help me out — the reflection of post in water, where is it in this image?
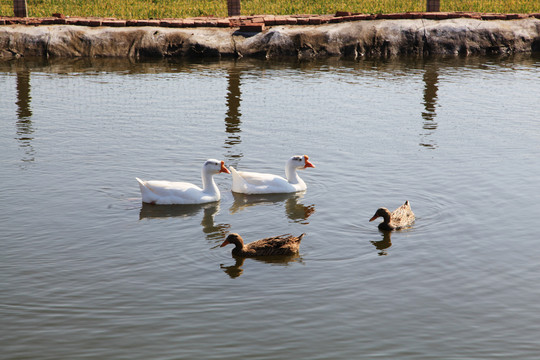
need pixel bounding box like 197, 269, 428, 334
224, 64, 243, 162
16, 70, 35, 163
420, 63, 439, 149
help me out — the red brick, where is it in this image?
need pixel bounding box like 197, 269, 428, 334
216, 19, 230, 27
239, 23, 265, 32
66, 18, 80, 25
434, 12, 449, 19
335, 11, 351, 17
352, 14, 374, 20
408, 12, 424, 19
447, 13, 462, 19
193, 19, 206, 27
286, 17, 298, 25
102, 20, 126, 27
78, 19, 102, 26
423, 13, 439, 19
274, 16, 288, 25
309, 17, 323, 25
182, 19, 195, 27
251, 17, 264, 23
39, 18, 53, 25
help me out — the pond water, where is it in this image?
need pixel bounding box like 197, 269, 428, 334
1, 54, 540, 359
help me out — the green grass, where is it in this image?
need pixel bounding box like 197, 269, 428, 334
1, 0, 538, 19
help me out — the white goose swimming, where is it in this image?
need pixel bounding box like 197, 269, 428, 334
230, 155, 315, 194
136, 159, 230, 205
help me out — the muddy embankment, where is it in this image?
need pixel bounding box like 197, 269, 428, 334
1, 18, 539, 59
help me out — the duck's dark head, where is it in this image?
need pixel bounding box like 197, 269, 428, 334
369, 208, 392, 223
220, 233, 244, 249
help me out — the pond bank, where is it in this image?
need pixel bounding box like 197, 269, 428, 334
1, 17, 539, 59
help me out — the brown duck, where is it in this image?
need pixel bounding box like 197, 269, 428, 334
220, 233, 304, 257
369, 200, 415, 231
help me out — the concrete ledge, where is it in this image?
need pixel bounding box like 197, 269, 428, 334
1, 17, 539, 59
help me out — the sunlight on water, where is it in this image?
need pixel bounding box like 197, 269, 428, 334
1, 54, 540, 359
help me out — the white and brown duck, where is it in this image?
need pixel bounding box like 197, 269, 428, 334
369, 200, 415, 231
220, 232, 304, 257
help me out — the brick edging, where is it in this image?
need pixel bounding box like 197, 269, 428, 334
1, 12, 539, 31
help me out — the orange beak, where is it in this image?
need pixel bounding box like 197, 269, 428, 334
304, 155, 315, 168
369, 214, 379, 222
220, 161, 231, 174
220, 239, 230, 247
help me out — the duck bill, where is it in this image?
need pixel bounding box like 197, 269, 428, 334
369, 215, 379, 222
303, 155, 315, 168
220, 239, 230, 247
220, 161, 231, 174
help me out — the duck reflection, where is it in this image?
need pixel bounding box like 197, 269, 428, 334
224, 63, 243, 162
370, 231, 392, 256
230, 192, 315, 224
220, 254, 303, 279
139, 202, 230, 241
16, 70, 35, 164
419, 62, 439, 150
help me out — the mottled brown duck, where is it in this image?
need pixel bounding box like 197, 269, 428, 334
220, 233, 304, 257
369, 200, 415, 231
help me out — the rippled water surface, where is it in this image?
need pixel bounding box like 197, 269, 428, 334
1, 55, 540, 359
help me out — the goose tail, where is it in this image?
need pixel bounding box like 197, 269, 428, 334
230, 166, 248, 193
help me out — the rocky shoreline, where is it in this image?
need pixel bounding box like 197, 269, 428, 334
1, 14, 539, 59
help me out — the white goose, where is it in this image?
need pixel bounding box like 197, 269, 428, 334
230, 155, 315, 195
136, 159, 230, 205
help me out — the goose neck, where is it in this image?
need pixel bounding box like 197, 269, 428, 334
201, 169, 219, 195
285, 164, 301, 184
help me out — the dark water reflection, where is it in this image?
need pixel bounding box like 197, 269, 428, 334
224, 62, 243, 162
140, 202, 230, 241
230, 192, 315, 224
15, 69, 35, 164
220, 253, 304, 279
420, 62, 439, 149
370, 231, 393, 256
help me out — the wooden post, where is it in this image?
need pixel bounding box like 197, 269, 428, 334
227, 0, 241, 17
14, 0, 28, 17
426, 0, 440, 12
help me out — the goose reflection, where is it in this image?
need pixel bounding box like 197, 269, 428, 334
370, 231, 392, 256
230, 192, 315, 224
139, 202, 230, 241
16, 69, 35, 164
220, 253, 303, 279
419, 62, 439, 150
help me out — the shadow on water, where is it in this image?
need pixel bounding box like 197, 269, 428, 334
220, 253, 304, 279
230, 192, 315, 224
139, 202, 230, 241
